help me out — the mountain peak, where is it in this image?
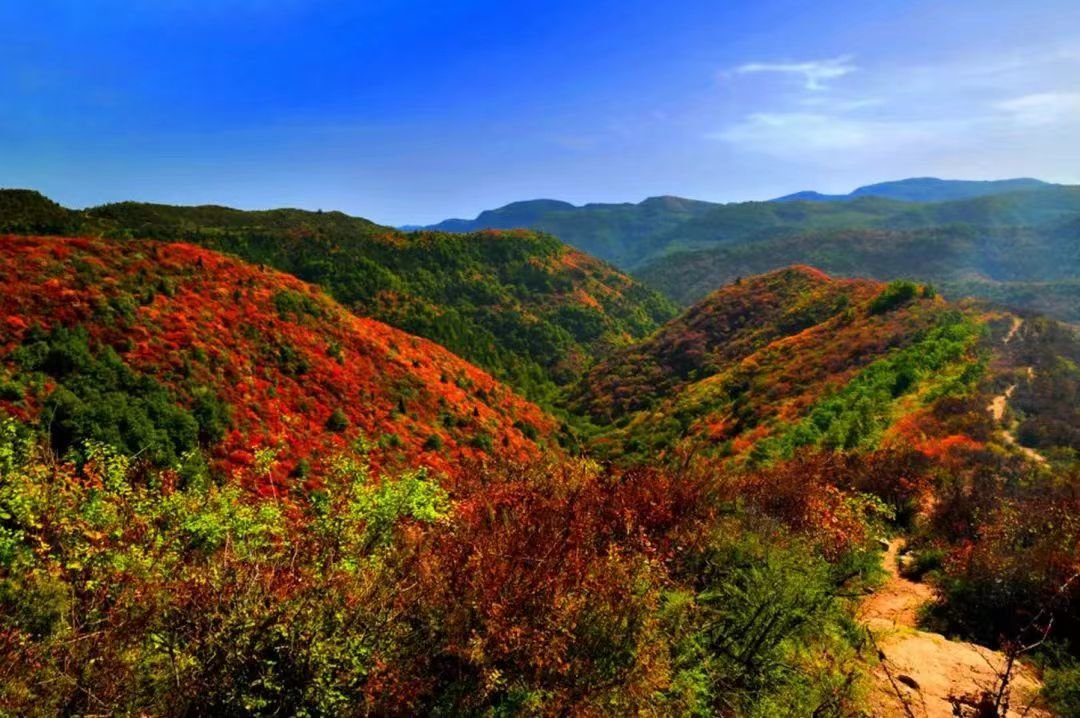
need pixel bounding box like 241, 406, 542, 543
849, 176, 1051, 201
0, 188, 78, 233
770, 190, 847, 203
476, 198, 575, 217
639, 195, 691, 209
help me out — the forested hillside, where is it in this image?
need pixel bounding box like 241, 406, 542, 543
635, 224, 1080, 320
2, 232, 1079, 713
0, 190, 677, 409
0, 235, 553, 487
579, 266, 1080, 465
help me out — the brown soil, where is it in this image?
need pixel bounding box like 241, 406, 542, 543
860, 540, 1049, 717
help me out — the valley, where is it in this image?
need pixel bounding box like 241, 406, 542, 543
1, 183, 1078, 716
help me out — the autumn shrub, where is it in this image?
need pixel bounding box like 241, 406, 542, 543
736, 451, 893, 561
0, 424, 877, 716
931, 480, 1080, 654
842, 448, 933, 528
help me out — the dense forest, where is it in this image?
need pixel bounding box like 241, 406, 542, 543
0, 235, 552, 488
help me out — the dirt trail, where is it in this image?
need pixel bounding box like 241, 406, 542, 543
862, 540, 934, 630
989, 385, 1047, 465
861, 540, 1048, 717
1003, 315, 1024, 344
860, 315, 1052, 715
987, 318, 1047, 465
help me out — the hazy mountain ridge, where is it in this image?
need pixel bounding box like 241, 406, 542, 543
635, 218, 1080, 319
773, 177, 1053, 203
414, 179, 1079, 279
411, 179, 1080, 322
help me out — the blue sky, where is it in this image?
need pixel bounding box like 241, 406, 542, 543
2, 0, 1079, 225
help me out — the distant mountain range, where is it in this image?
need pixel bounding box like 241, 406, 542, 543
414, 178, 1080, 321
414, 178, 1071, 268
419, 194, 718, 267
771, 177, 1053, 203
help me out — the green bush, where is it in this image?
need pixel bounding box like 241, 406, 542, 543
1043, 661, 1080, 717
869, 280, 919, 315
469, 431, 494, 452
325, 407, 349, 432
669, 521, 869, 716
898, 546, 945, 581
13, 325, 199, 464
271, 288, 326, 320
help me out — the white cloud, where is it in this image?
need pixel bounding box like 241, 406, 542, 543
711, 44, 1080, 175
710, 112, 947, 158
995, 92, 1080, 127
797, 96, 883, 111
733, 55, 857, 90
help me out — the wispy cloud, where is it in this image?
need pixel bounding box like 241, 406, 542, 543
710, 112, 948, 158
995, 92, 1080, 127
733, 55, 857, 90
712, 44, 1080, 176
797, 96, 882, 111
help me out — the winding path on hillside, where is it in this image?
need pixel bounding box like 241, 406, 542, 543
988, 371, 1047, 466
859, 317, 1057, 716
987, 318, 1047, 465
860, 540, 1048, 717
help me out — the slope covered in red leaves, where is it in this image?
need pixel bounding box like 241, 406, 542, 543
573, 266, 880, 420
0, 235, 555, 491
573, 267, 988, 462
